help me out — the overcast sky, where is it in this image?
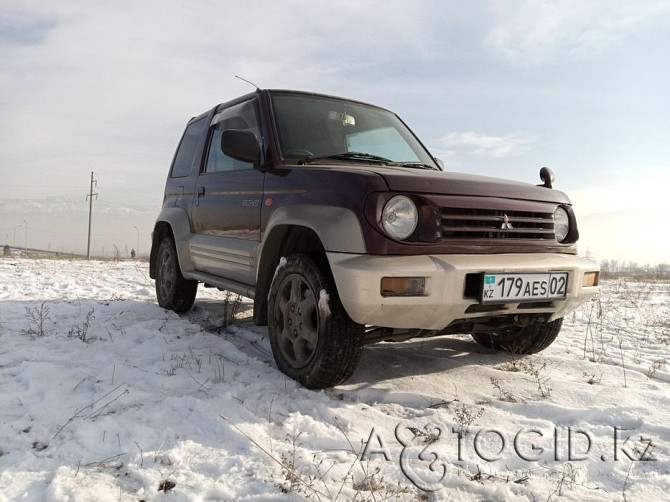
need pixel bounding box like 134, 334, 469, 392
1, 0, 669, 264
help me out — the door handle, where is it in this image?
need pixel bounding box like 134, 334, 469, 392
197, 186, 206, 198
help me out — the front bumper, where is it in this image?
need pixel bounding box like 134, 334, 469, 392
327, 252, 599, 330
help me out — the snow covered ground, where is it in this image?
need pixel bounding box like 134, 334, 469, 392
0, 258, 668, 501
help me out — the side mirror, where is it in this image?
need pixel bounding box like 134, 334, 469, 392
539, 166, 555, 188
221, 129, 260, 165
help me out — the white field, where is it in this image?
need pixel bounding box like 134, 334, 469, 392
0, 258, 668, 501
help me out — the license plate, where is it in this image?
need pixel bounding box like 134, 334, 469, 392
481, 272, 568, 303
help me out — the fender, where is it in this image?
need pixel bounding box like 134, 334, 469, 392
153, 207, 196, 275
251, 204, 367, 325
258, 204, 366, 273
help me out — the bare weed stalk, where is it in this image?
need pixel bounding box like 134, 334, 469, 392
220, 414, 413, 501
212, 355, 226, 384
219, 414, 328, 500
53, 383, 129, 440
519, 359, 552, 399
497, 353, 524, 373
167, 348, 203, 376
222, 291, 243, 328
582, 370, 603, 385
23, 301, 51, 338
546, 462, 579, 500
615, 333, 627, 388
490, 377, 517, 402
67, 308, 95, 343
582, 297, 598, 362
647, 358, 667, 379
453, 403, 485, 436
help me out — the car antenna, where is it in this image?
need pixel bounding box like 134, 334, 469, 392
235, 75, 260, 90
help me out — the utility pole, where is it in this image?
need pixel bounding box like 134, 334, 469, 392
86, 172, 97, 259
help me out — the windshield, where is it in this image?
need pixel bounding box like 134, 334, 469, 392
271, 92, 438, 168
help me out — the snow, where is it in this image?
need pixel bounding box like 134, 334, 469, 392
1, 258, 669, 501
272, 257, 288, 284
318, 290, 331, 318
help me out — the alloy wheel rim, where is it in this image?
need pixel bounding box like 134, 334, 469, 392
274, 273, 320, 368
158, 247, 175, 300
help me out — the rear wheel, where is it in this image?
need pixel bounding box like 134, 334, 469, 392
155, 237, 197, 313
268, 253, 364, 389
471, 318, 563, 354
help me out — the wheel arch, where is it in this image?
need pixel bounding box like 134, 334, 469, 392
149, 207, 193, 279
252, 205, 365, 326
253, 224, 327, 325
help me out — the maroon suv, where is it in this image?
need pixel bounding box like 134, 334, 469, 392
150, 89, 599, 389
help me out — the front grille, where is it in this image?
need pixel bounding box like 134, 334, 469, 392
439, 207, 555, 240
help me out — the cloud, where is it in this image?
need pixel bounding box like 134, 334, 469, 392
0, 0, 456, 202
439, 130, 535, 158
0, 8, 58, 47
485, 0, 670, 65
0, 1, 667, 263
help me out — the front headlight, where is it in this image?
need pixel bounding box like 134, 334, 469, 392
382, 195, 418, 240
553, 206, 570, 242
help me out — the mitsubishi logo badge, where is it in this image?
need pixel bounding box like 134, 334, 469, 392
500, 214, 513, 230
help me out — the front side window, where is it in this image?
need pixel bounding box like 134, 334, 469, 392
271, 93, 437, 167
204, 99, 260, 173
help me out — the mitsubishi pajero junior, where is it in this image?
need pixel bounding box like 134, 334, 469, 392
150, 89, 600, 389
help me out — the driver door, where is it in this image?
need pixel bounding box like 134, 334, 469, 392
189, 99, 264, 285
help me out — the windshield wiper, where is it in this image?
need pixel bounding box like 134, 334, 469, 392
394, 162, 439, 171
296, 152, 439, 170
298, 151, 393, 165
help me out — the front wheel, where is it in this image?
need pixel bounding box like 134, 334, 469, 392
268, 254, 364, 389
155, 237, 198, 313
471, 318, 563, 354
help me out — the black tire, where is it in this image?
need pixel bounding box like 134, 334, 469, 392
471, 318, 563, 354
268, 253, 364, 389
155, 236, 198, 313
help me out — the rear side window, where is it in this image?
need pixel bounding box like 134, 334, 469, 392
170, 117, 207, 178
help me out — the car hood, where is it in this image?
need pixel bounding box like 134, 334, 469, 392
351, 165, 571, 204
